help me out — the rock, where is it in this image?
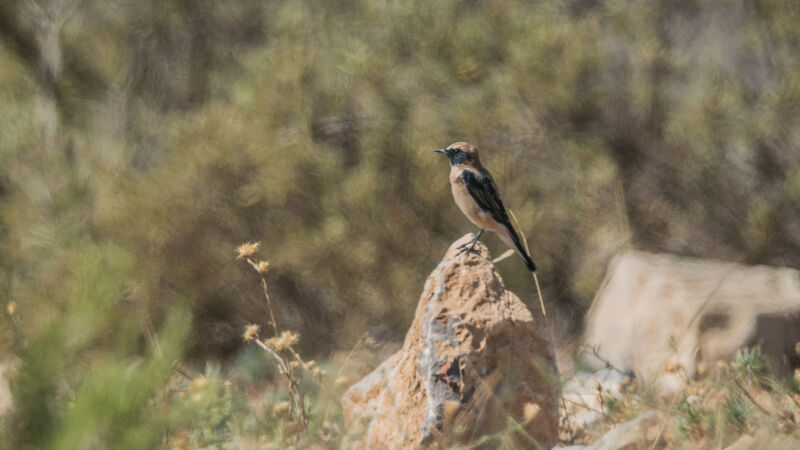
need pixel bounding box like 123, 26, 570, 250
341, 234, 559, 449
585, 251, 800, 379
723, 434, 756, 450
0, 358, 18, 417
583, 410, 660, 450
561, 368, 634, 431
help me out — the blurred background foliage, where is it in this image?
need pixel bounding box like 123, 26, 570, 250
1, 0, 800, 445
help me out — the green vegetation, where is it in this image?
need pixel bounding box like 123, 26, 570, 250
567, 347, 800, 448
2, 0, 800, 447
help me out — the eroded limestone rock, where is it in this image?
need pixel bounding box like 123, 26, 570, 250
342, 234, 559, 449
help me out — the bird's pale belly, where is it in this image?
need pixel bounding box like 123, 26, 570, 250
450, 180, 500, 231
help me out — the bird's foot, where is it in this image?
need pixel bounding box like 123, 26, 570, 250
456, 230, 484, 257
455, 240, 480, 256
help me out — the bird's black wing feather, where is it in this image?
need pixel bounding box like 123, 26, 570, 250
461, 169, 511, 226
462, 169, 537, 272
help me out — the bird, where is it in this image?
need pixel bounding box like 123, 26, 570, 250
434, 142, 536, 272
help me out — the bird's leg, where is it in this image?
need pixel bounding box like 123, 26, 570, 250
467, 229, 484, 252
457, 229, 484, 256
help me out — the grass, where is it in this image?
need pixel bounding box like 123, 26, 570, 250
3, 241, 800, 449
563, 346, 800, 449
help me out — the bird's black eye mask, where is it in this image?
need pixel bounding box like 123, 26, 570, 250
448, 149, 470, 166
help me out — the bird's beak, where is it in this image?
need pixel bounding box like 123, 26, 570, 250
433, 148, 447, 154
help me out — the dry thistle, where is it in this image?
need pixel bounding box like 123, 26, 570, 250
236, 241, 261, 259
254, 260, 270, 275
334, 375, 350, 388
243, 324, 260, 342
266, 330, 300, 351
6, 302, 16, 316
237, 250, 308, 429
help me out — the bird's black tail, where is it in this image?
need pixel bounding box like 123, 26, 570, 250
503, 224, 537, 272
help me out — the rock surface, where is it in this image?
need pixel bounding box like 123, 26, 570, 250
561, 368, 634, 432
341, 234, 559, 449
554, 411, 660, 450
587, 410, 659, 450
585, 251, 800, 379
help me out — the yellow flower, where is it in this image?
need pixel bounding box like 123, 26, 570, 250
255, 260, 270, 275
7, 302, 16, 316
243, 324, 260, 342
236, 242, 261, 259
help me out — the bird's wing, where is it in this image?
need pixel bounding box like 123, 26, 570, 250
461, 169, 511, 226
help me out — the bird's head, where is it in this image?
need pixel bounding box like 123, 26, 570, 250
434, 142, 480, 166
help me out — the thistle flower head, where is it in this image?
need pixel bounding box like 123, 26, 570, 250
255, 260, 270, 275
243, 324, 260, 342
266, 330, 300, 351
236, 241, 261, 259
7, 302, 17, 316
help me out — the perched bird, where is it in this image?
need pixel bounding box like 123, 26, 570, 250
435, 142, 536, 272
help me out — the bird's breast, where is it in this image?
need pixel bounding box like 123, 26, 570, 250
449, 168, 496, 230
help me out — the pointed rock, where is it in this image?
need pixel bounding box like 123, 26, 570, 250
342, 234, 559, 448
